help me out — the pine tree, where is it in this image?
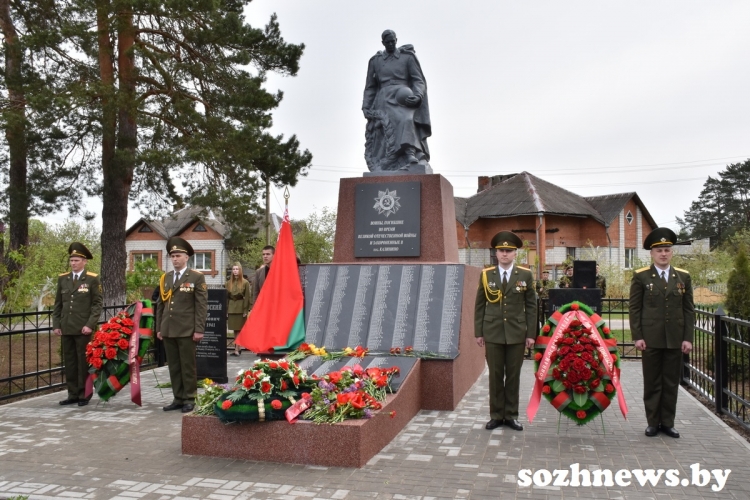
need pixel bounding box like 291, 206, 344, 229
725, 245, 750, 318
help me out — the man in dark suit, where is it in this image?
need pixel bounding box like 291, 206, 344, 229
53, 242, 103, 406
156, 237, 208, 413
475, 231, 537, 431
629, 227, 694, 438
250, 245, 274, 306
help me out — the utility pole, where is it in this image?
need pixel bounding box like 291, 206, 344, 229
265, 176, 271, 245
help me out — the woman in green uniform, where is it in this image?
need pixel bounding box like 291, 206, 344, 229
227, 262, 251, 356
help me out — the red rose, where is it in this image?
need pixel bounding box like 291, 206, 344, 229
105, 348, 117, 360
93, 348, 103, 358
591, 378, 601, 388
572, 344, 584, 353
563, 380, 573, 389
580, 336, 591, 344
580, 369, 592, 380
567, 371, 580, 384
117, 339, 129, 350
605, 384, 615, 393
563, 338, 575, 345
534, 352, 542, 361
574, 385, 586, 394
542, 324, 551, 333
271, 400, 282, 410
91, 357, 103, 369
571, 303, 580, 310
576, 410, 586, 419
597, 368, 605, 377
573, 359, 586, 371
560, 346, 571, 356
550, 352, 558, 361
552, 368, 561, 379
221, 400, 233, 410
581, 352, 594, 362
260, 381, 272, 393
542, 385, 551, 394
585, 344, 595, 352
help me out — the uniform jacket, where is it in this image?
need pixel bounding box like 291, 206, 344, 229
475, 265, 537, 344
52, 269, 103, 335
629, 264, 695, 349
226, 278, 252, 315
156, 269, 209, 338
250, 265, 269, 307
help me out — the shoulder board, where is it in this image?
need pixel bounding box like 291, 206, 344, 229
482, 266, 494, 272
635, 267, 650, 273
516, 266, 530, 271
59, 272, 69, 276
86, 271, 98, 277
673, 267, 689, 274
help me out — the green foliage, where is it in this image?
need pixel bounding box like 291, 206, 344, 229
292, 207, 336, 264
2, 219, 100, 311
678, 159, 750, 247
125, 259, 161, 302
671, 249, 733, 288
725, 246, 750, 318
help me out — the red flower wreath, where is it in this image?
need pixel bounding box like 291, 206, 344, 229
527, 301, 628, 426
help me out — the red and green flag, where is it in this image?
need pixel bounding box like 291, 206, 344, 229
236, 210, 305, 353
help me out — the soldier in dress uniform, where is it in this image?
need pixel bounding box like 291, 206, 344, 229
53, 242, 103, 406
629, 227, 694, 438
156, 237, 208, 413
475, 231, 537, 431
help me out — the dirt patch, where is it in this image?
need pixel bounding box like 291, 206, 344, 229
684, 385, 750, 444
0, 332, 65, 403
694, 286, 724, 305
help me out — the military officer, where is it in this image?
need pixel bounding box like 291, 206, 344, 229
475, 231, 537, 431
52, 242, 103, 406
596, 264, 607, 297
558, 264, 573, 288
629, 227, 694, 438
156, 237, 208, 413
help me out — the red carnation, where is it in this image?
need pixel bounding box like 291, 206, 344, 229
279, 360, 290, 370
221, 400, 233, 410
105, 348, 117, 360
293, 375, 300, 386
542, 324, 551, 333
280, 379, 288, 391
576, 410, 586, 419
542, 385, 551, 394
271, 400, 282, 410
327, 371, 342, 384
268, 361, 278, 369
602, 327, 610, 334
260, 381, 272, 393
243, 377, 254, 388
571, 303, 580, 310
389, 411, 396, 418
300, 343, 310, 352
605, 384, 615, 393
534, 352, 542, 361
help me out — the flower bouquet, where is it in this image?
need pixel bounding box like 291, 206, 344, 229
212, 358, 313, 423
527, 301, 628, 426
85, 300, 154, 405
303, 364, 399, 424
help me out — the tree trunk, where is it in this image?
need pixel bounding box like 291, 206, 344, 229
96, 0, 128, 305
0, 0, 29, 267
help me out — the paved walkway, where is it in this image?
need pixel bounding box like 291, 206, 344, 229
1, 357, 749, 499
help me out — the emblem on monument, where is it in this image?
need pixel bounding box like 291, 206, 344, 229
373, 189, 401, 217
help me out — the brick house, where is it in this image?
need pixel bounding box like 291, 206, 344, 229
125, 206, 229, 286
454, 173, 657, 277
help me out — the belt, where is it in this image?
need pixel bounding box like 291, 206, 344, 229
384, 80, 409, 86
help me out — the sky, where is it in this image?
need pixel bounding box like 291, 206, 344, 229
46, 1, 750, 232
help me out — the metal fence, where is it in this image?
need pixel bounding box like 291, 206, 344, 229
0, 304, 157, 403
683, 307, 750, 432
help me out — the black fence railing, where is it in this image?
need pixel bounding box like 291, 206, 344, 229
683, 307, 750, 432
0, 304, 158, 403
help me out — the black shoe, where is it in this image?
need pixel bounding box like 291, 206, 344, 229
59, 398, 78, 406
485, 419, 503, 430
181, 403, 195, 413
77, 399, 89, 407
163, 402, 184, 411
506, 419, 524, 431
645, 426, 659, 437
660, 425, 680, 438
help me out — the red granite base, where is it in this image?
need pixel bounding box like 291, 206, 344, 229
182, 358, 422, 468
420, 265, 485, 410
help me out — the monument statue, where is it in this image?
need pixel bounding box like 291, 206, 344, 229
363, 30, 432, 173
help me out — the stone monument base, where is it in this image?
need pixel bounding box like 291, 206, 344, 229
182, 359, 422, 468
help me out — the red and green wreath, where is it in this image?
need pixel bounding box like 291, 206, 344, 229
85, 300, 154, 405
527, 301, 628, 425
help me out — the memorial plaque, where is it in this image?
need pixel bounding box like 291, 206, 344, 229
297, 355, 325, 375
300, 355, 417, 393
548, 288, 602, 315
302, 264, 463, 359
354, 181, 421, 257
196, 289, 228, 383
365, 356, 418, 392
303, 265, 335, 347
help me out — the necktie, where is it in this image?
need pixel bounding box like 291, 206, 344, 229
502, 271, 508, 287
174, 271, 181, 287
73, 273, 79, 285
661, 271, 667, 285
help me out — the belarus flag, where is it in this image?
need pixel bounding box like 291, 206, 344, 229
236, 210, 306, 353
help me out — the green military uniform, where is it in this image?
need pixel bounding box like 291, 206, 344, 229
558, 274, 572, 288
629, 228, 694, 433
226, 276, 252, 331
52, 243, 103, 403
596, 274, 607, 297
475, 232, 537, 425
250, 264, 270, 307
156, 238, 209, 408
